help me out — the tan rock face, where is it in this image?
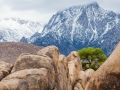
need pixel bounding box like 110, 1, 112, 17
77, 69, 94, 89
58, 54, 69, 90
2, 68, 48, 90
0, 79, 29, 90
85, 69, 94, 82
11, 53, 53, 72
77, 71, 86, 89
74, 82, 84, 90
67, 51, 82, 89
0, 61, 13, 81
11, 53, 55, 90
59, 54, 68, 70
36, 45, 59, 67
85, 42, 120, 90
37, 46, 61, 90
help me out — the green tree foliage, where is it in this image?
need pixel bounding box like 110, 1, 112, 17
78, 47, 107, 70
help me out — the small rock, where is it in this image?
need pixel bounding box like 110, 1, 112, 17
0, 61, 13, 81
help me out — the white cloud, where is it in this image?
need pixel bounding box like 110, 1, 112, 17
0, 0, 120, 23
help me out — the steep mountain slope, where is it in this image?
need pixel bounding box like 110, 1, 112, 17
0, 42, 43, 64
30, 2, 120, 56
0, 18, 44, 42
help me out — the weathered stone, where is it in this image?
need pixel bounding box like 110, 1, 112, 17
85, 42, 120, 90
0, 79, 29, 90
2, 68, 48, 90
36, 45, 59, 67
0, 61, 13, 81
58, 54, 69, 90
11, 53, 55, 90
77, 71, 86, 89
67, 51, 82, 89
36, 46, 60, 90
59, 54, 68, 71
85, 69, 94, 82
0, 82, 9, 90
74, 82, 84, 90
77, 69, 94, 89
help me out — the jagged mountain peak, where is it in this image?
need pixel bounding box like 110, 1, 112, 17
28, 2, 120, 56
61, 2, 99, 11
87, 2, 99, 7
51, 2, 99, 16
42, 2, 103, 35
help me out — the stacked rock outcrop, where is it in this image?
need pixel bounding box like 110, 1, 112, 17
1, 42, 120, 90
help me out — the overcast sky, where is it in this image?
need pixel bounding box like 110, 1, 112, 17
0, 0, 120, 23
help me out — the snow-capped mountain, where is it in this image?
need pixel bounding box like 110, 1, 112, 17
29, 2, 120, 56
0, 18, 44, 42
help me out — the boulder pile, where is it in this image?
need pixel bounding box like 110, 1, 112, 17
0, 42, 120, 90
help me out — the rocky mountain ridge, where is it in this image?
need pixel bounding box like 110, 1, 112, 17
0, 18, 44, 42
29, 2, 120, 56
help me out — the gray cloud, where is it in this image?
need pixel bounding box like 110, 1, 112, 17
3, 0, 120, 12
0, 0, 120, 23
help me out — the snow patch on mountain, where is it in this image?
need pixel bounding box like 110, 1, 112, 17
0, 18, 44, 42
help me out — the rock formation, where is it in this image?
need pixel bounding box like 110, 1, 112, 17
85, 42, 120, 90
11, 53, 55, 90
0, 61, 13, 81
67, 51, 83, 89
36, 46, 60, 90
1, 68, 48, 90
58, 54, 69, 90
1, 42, 120, 90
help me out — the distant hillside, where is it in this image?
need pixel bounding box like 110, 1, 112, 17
0, 42, 43, 64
